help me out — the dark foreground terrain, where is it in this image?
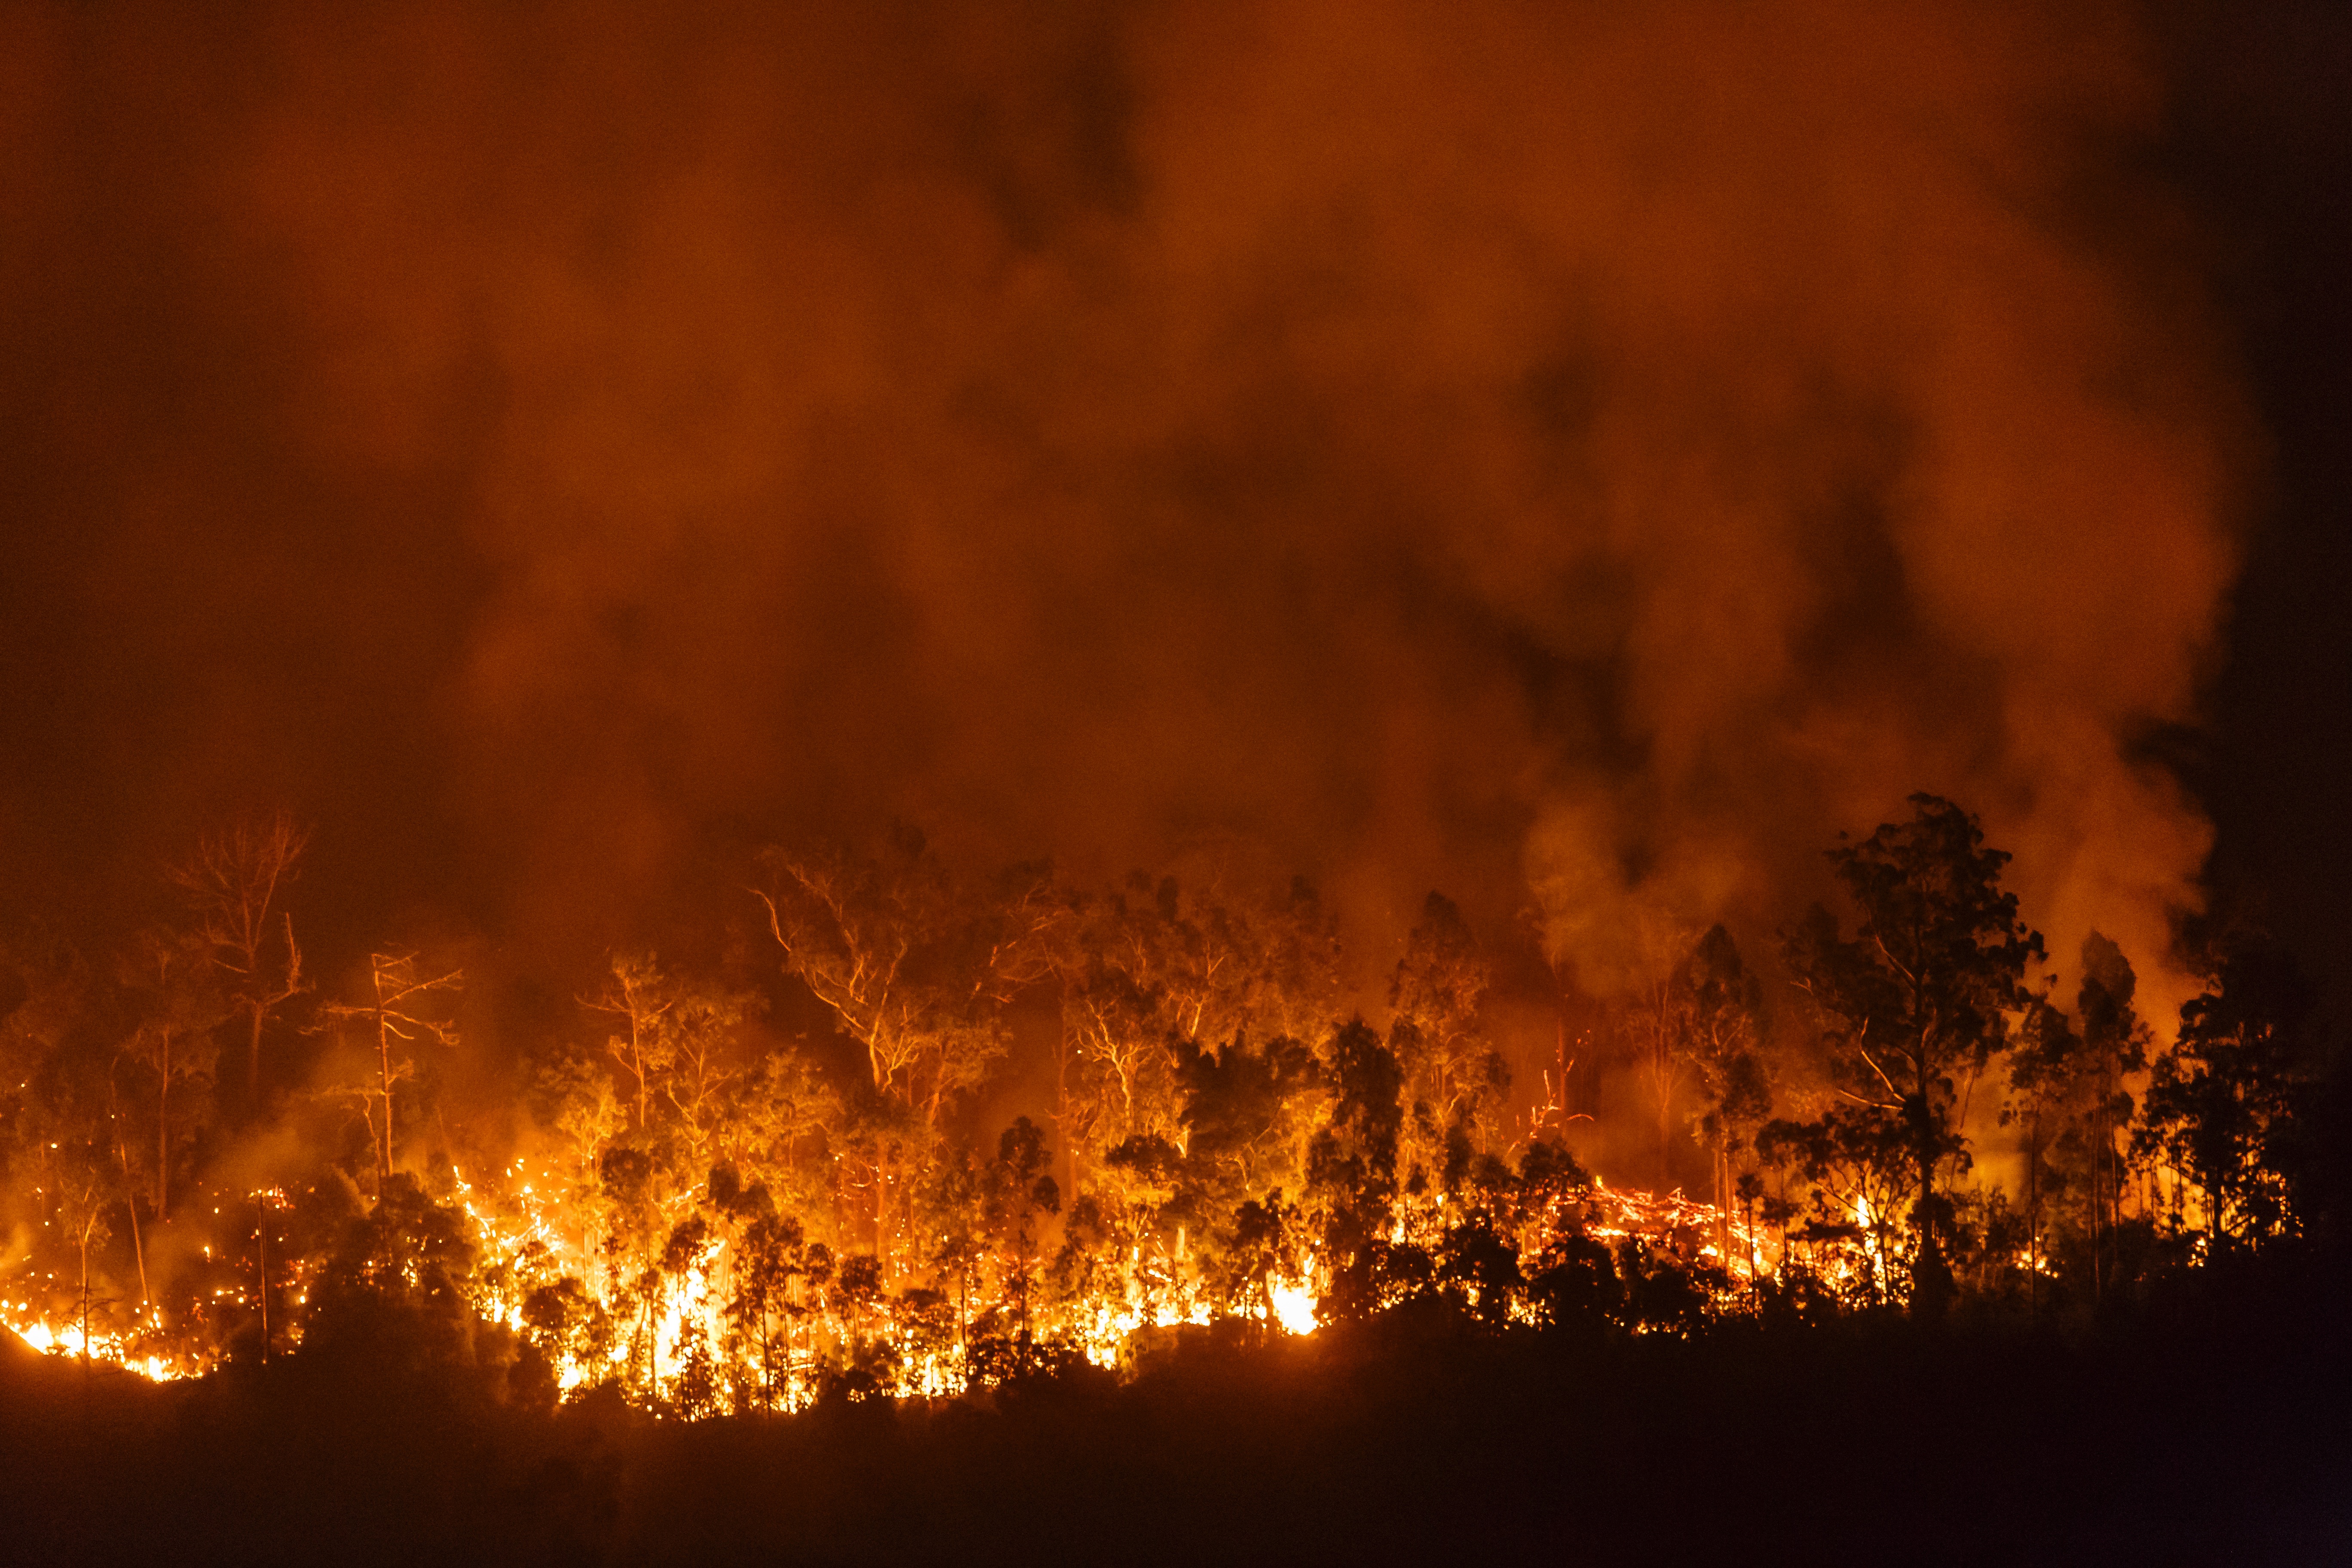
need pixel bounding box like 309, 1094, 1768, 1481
5, 1264, 2347, 1568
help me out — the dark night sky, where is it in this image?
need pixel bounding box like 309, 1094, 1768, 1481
0, 0, 2345, 1025
2160, 1, 2352, 1010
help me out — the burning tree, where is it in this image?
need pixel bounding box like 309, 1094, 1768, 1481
1057, 882, 1189, 1170
318, 951, 463, 1186
1387, 892, 1510, 1222
11, 808, 2337, 1418
1679, 925, 1771, 1272
2138, 928, 2315, 1251
1781, 795, 2042, 1311
754, 830, 1057, 1124
116, 927, 225, 1223
2003, 933, 2153, 1306
1618, 909, 1701, 1193
754, 831, 1063, 1275
1306, 1019, 1405, 1320
1053, 871, 1338, 1203
584, 954, 756, 1172
169, 811, 309, 1102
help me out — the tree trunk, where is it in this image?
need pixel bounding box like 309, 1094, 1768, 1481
2091, 1092, 2110, 1304
78, 1220, 93, 1367
1743, 1188, 1759, 1298
632, 1023, 647, 1130
1717, 1142, 1732, 1270
248, 1001, 265, 1100
1910, 1050, 1948, 1313
1052, 1028, 1075, 1205
127, 1192, 148, 1310
1906, 953, 1946, 1308
1554, 1018, 1569, 1138
156, 1030, 171, 1221
376, 1007, 395, 1181
2026, 1113, 2039, 1318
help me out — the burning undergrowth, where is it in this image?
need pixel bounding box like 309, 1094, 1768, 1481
0, 799, 2319, 1413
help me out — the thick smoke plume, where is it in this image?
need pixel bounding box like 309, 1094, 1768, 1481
0, 1, 2241, 1015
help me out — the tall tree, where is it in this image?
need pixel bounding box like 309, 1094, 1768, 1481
1058, 888, 1180, 1158
2070, 934, 2152, 1296
585, 955, 676, 1135
1681, 925, 1771, 1270
985, 1117, 1061, 1362
753, 828, 1033, 1124
50, 1124, 115, 1363
1782, 794, 2042, 1310
2137, 931, 2312, 1250
2001, 993, 2079, 1308
584, 954, 756, 1170
169, 811, 309, 1100
18, 1002, 129, 1357
753, 828, 1053, 1272
1055, 870, 1330, 1185
118, 927, 224, 1222
2002, 939, 2153, 1307
1305, 1018, 1403, 1319
319, 952, 462, 1186
1620, 910, 1700, 1191
1387, 892, 1507, 1205
1178, 1031, 1325, 1207
729, 1045, 844, 1225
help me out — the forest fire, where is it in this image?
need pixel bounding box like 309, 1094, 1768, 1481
3, 1164, 1796, 1402
3, 3, 2348, 1560
2, 800, 2284, 1419
4, 1309, 188, 1382
0, 800, 2310, 1419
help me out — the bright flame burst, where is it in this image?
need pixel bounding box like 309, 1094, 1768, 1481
4, 1305, 193, 1382
1268, 1280, 1318, 1336
6, 1167, 1854, 1403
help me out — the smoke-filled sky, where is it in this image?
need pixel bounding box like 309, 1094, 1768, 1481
1, 0, 2344, 1020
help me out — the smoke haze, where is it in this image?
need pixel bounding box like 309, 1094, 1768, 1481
0, 1, 2245, 1017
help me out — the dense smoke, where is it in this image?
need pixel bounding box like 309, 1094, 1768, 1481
0, 1, 2242, 1015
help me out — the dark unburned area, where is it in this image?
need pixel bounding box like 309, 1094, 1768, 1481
6, 1256, 2345, 1568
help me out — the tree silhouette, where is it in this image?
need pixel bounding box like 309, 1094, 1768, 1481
2001, 993, 2079, 1309
2138, 931, 2314, 1250
319, 952, 462, 1186
169, 811, 309, 1101
2005, 934, 2152, 1306
986, 1116, 1060, 1366
1388, 893, 1509, 1214
1782, 795, 2041, 1310
1306, 1019, 1403, 1320
303, 1172, 488, 1391
117, 926, 224, 1222
1681, 925, 1770, 1270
